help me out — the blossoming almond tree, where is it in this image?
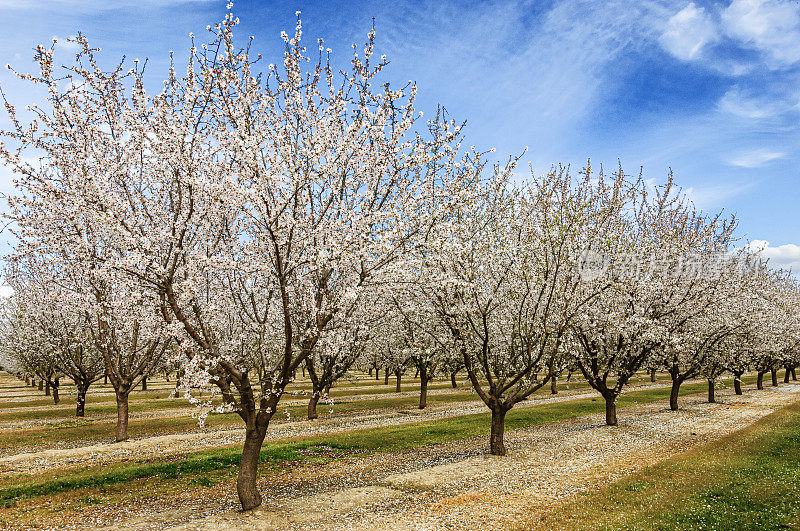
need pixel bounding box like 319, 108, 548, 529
4, 258, 105, 417
417, 164, 619, 454
571, 174, 736, 425
1, 293, 63, 404
1, 10, 463, 509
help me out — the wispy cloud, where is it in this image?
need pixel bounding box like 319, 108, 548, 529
722, 0, 800, 69
0, 0, 215, 9
52, 35, 79, 53
746, 239, 800, 272
683, 180, 755, 210
718, 86, 800, 118
727, 148, 786, 168
660, 3, 718, 60
658, 0, 800, 70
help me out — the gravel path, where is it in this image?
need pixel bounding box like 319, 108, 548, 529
122, 383, 799, 531
0, 378, 672, 474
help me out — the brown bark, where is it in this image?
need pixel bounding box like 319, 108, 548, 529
771, 369, 778, 387
490, 407, 507, 455
45, 381, 50, 396
76, 386, 88, 417
52, 383, 60, 404
237, 427, 267, 511
669, 378, 682, 411
307, 393, 320, 420
38, 379, 43, 391
793, 367, 798, 381
734, 376, 742, 395
604, 394, 617, 426
384, 368, 389, 385
115, 392, 130, 442
708, 379, 716, 403
141, 376, 147, 391
419, 375, 428, 409
395, 371, 402, 393
785, 366, 792, 384
450, 371, 457, 388
550, 374, 558, 394
757, 371, 764, 390
650, 368, 657, 382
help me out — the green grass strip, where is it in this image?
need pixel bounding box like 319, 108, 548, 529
0, 378, 752, 503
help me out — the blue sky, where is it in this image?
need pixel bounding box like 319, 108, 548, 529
0, 0, 799, 269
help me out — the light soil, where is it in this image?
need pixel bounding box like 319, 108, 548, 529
0, 378, 675, 475
94, 383, 800, 531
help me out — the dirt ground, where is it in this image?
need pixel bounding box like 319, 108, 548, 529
0, 379, 660, 474
92, 383, 800, 530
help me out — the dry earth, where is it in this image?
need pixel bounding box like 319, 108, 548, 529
0, 379, 681, 474
92, 383, 800, 531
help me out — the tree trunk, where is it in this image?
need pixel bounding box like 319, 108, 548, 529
771, 369, 778, 387
490, 407, 507, 456
785, 366, 792, 384
669, 378, 682, 411
604, 394, 617, 426
368, 368, 372, 377
374, 368, 379, 381
384, 368, 389, 385
793, 368, 797, 381
650, 368, 657, 382
141, 376, 147, 391
734, 375, 742, 395
104, 373, 108, 385
757, 371, 764, 390
76, 386, 88, 417
45, 380, 51, 396
38, 379, 43, 391
419, 375, 428, 409
52, 382, 60, 404
115, 391, 130, 442
237, 427, 267, 511
395, 371, 401, 393
307, 393, 319, 420
550, 374, 558, 394
708, 379, 716, 403
451, 371, 457, 388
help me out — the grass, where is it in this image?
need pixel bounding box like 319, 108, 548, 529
0, 378, 734, 503
0, 441, 353, 504
530, 401, 800, 530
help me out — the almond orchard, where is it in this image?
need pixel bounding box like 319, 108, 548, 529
0, 8, 798, 530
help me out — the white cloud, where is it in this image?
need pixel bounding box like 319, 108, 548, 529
660, 3, 719, 60
727, 148, 786, 168
683, 180, 755, 209
717, 86, 800, 118
52, 35, 79, 53
0, 0, 214, 7
746, 239, 800, 272
722, 0, 800, 68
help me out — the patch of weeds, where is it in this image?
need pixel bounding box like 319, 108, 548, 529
623, 481, 649, 492
188, 476, 214, 487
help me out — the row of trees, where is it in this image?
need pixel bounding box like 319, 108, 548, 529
1, 11, 797, 510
